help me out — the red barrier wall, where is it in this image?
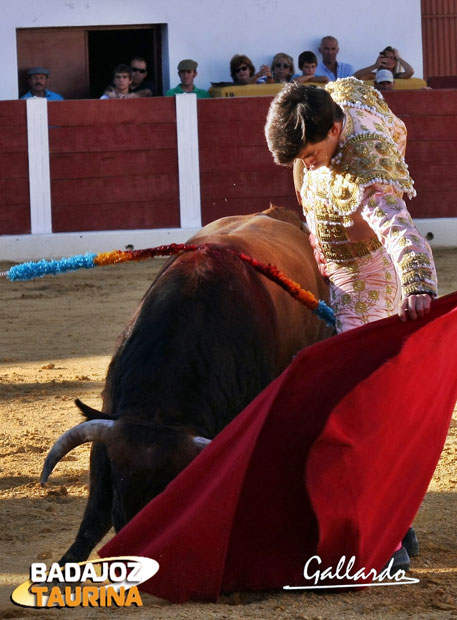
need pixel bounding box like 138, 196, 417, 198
0, 101, 30, 234
198, 97, 298, 225
199, 90, 457, 223
0, 91, 455, 238
48, 98, 180, 232
384, 89, 457, 219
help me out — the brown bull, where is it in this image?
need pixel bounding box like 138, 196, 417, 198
40, 206, 332, 563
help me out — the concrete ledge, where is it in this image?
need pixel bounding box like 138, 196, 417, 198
0, 228, 200, 262
0, 219, 455, 262
415, 218, 457, 248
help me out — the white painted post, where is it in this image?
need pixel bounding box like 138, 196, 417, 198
175, 94, 202, 229
26, 98, 52, 234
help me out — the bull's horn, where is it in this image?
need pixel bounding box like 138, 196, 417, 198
40, 419, 115, 487
192, 436, 212, 449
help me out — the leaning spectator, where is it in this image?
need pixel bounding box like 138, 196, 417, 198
354, 46, 414, 80
165, 59, 210, 98
293, 51, 328, 84
315, 36, 353, 81
374, 68, 395, 91
271, 53, 294, 83
128, 57, 155, 97
100, 64, 132, 99
21, 67, 63, 100
103, 57, 155, 99
229, 54, 272, 85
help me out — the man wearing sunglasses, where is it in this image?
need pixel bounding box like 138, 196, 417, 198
102, 56, 155, 98
129, 57, 155, 97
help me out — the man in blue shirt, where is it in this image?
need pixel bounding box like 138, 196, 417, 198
21, 67, 63, 100
315, 36, 353, 82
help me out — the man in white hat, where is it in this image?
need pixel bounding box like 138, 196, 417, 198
21, 67, 63, 100
374, 68, 395, 92
165, 59, 210, 98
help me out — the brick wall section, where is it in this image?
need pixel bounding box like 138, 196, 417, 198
199, 90, 457, 223
0, 92, 455, 237
47, 98, 180, 232
384, 89, 457, 219
197, 97, 299, 225
0, 101, 30, 234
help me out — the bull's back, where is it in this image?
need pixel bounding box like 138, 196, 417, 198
189, 209, 331, 360
106, 208, 331, 428
105, 244, 287, 434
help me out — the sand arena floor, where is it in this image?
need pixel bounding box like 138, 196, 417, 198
0, 248, 456, 620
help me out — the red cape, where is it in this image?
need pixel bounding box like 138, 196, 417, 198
100, 291, 457, 602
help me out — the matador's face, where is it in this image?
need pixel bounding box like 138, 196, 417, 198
298, 121, 343, 171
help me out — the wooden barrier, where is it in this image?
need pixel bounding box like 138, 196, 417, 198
197, 97, 297, 224
48, 98, 180, 232
0, 90, 455, 239
0, 101, 30, 234
385, 89, 457, 218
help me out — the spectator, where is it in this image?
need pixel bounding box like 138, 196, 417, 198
354, 46, 414, 80
315, 36, 353, 81
103, 57, 155, 99
271, 53, 294, 83
165, 59, 210, 98
229, 54, 272, 85
374, 68, 395, 91
100, 64, 132, 99
129, 56, 155, 97
293, 51, 328, 84
21, 67, 63, 100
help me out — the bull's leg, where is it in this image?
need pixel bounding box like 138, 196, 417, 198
59, 442, 113, 564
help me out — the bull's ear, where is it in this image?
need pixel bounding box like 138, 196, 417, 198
75, 398, 112, 420
192, 436, 211, 451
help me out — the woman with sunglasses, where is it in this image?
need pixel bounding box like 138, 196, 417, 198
271, 53, 295, 83
230, 54, 273, 85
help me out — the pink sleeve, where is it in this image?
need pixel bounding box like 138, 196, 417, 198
361, 186, 438, 298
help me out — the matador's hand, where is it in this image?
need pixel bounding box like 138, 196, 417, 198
399, 293, 433, 322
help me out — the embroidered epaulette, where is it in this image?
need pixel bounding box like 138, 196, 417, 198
325, 77, 394, 126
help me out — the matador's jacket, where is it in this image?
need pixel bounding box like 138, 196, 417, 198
300, 77, 437, 298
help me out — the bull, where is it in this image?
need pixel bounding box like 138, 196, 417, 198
40, 206, 332, 563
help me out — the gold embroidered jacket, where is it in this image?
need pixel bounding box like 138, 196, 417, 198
300, 77, 437, 298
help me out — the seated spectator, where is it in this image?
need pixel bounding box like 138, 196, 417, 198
354, 46, 414, 80
271, 53, 294, 83
165, 59, 210, 98
293, 51, 328, 84
20, 67, 63, 100
129, 57, 155, 97
374, 68, 395, 91
100, 64, 132, 99
229, 54, 273, 85
315, 36, 353, 81
103, 57, 155, 98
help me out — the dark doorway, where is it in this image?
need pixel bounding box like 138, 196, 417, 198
88, 26, 163, 98
17, 25, 165, 100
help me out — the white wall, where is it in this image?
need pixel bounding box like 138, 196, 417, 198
1, 0, 422, 99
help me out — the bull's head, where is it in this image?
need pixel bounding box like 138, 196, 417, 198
40, 401, 211, 525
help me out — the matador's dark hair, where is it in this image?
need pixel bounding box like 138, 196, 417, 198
264, 82, 344, 166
